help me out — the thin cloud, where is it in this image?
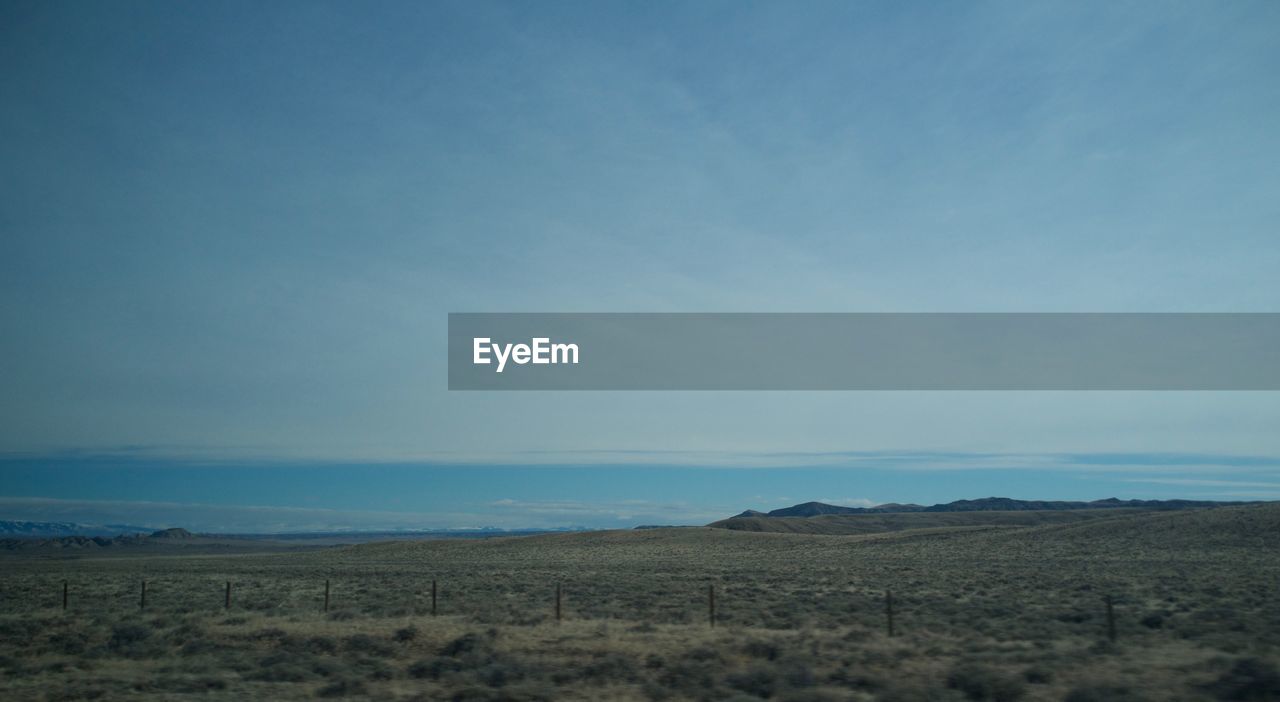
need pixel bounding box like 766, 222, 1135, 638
816, 498, 879, 508
1119, 478, 1280, 489
7, 447, 1278, 473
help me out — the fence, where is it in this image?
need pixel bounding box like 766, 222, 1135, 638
42, 577, 1126, 641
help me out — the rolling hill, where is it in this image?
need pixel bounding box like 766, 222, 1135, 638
736, 496, 1253, 519
709, 508, 1146, 534
713, 496, 1262, 534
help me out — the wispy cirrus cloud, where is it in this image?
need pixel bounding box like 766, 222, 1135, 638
6, 446, 1279, 474
815, 498, 879, 508
1118, 478, 1280, 489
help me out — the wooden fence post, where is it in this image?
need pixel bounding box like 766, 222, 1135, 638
140, 580, 147, 611
709, 584, 716, 628
1105, 595, 1116, 642
885, 590, 895, 637
431, 579, 437, 616
62, 580, 68, 611
225, 581, 232, 610
324, 579, 330, 613
555, 582, 562, 622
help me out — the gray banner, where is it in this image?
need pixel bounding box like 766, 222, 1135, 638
447, 313, 1280, 390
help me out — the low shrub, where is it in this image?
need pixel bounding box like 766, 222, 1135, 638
106, 623, 162, 658
344, 633, 395, 657
726, 665, 779, 698
946, 663, 1026, 702
441, 632, 491, 658
409, 656, 463, 680
1204, 658, 1280, 701
317, 677, 367, 697
47, 631, 89, 655
1022, 666, 1053, 684
582, 652, 640, 684
303, 635, 338, 654
1062, 684, 1140, 702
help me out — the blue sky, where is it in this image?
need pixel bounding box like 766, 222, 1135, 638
2, 1, 1279, 530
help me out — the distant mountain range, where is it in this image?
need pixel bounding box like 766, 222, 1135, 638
734, 496, 1257, 519
0, 520, 155, 537
0, 520, 591, 551
0, 527, 200, 552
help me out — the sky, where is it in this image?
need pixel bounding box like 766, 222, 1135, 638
2, 1, 1279, 530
